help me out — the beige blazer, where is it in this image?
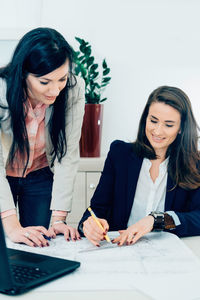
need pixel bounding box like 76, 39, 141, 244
0, 75, 85, 213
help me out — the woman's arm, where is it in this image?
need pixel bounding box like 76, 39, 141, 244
78, 141, 119, 238
47, 76, 85, 240
173, 187, 200, 237
50, 76, 85, 213
2, 214, 50, 247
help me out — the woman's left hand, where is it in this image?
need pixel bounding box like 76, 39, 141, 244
48, 223, 81, 242
112, 216, 154, 246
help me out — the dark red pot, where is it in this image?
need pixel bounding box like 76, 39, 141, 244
80, 104, 103, 157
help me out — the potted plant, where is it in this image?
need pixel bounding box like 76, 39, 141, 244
74, 37, 111, 157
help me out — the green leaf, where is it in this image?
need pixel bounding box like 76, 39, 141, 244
90, 64, 98, 71
74, 65, 81, 75
73, 50, 80, 58
94, 82, 101, 88
91, 71, 99, 79
80, 64, 87, 77
80, 44, 87, 53
85, 46, 92, 56
103, 68, 110, 76
78, 55, 86, 61
101, 83, 109, 87
74, 37, 111, 103
75, 37, 84, 44
102, 59, 107, 69
87, 56, 94, 66
102, 77, 111, 82
81, 58, 88, 65
75, 37, 89, 47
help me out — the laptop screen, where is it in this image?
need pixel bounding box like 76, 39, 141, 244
0, 217, 14, 292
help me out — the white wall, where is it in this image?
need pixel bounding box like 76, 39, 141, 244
0, 0, 200, 155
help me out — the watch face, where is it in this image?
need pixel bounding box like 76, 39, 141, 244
150, 212, 165, 231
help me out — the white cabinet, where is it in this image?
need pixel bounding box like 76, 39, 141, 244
86, 172, 102, 207
67, 157, 105, 227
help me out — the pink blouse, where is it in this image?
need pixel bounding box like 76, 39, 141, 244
1, 100, 67, 219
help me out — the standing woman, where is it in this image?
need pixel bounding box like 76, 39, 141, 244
79, 86, 200, 246
0, 27, 85, 247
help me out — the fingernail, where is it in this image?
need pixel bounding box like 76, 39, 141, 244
67, 239, 70, 241
96, 244, 100, 247
117, 242, 121, 246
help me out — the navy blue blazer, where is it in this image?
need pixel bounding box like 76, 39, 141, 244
79, 140, 200, 237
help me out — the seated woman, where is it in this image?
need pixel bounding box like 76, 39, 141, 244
78, 85, 200, 247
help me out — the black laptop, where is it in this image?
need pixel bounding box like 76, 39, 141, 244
0, 217, 80, 295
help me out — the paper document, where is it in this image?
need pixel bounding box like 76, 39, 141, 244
6, 232, 200, 300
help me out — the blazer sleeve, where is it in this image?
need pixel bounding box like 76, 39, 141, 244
0, 78, 16, 212
50, 76, 85, 212
172, 187, 200, 237
78, 140, 119, 231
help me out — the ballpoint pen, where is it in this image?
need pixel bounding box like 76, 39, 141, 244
88, 207, 111, 243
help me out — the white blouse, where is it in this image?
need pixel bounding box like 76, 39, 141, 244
127, 157, 180, 227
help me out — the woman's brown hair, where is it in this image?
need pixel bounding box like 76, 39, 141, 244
133, 85, 200, 190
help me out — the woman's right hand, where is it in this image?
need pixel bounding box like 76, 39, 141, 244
8, 226, 51, 247
83, 216, 109, 247
2, 215, 50, 247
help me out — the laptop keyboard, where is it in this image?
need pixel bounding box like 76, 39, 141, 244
11, 264, 49, 284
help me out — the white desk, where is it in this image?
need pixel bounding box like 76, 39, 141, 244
0, 235, 200, 300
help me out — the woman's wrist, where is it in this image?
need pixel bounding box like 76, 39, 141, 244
1, 214, 22, 236
52, 210, 68, 217
51, 215, 67, 226
52, 220, 67, 226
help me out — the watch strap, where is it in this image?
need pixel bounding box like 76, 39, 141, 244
149, 211, 165, 231
164, 213, 176, 230
149, 211, 176, 231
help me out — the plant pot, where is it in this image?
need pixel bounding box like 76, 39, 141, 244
80, 104, 103, 157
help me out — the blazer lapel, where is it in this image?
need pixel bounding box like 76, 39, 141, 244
126, 154, 143, 221
165, 176, 176, 210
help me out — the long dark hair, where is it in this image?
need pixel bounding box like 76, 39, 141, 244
133, 86, 200, 190
0, 27, 76, 170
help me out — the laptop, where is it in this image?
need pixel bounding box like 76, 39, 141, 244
0, 217, 80, 295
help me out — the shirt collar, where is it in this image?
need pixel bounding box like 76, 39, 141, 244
143, 157, 169, 171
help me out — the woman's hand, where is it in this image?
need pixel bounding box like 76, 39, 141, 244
83, 216, 109, 247
112, 216, 154, 246
8, 225, 50, 247
2, 214, 50, 247
48, 222, 81, 242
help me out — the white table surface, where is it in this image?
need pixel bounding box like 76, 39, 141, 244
0, 236, 200, 300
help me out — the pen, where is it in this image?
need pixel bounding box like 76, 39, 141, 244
42, 235, 51, 241
88, 207, 111, 243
